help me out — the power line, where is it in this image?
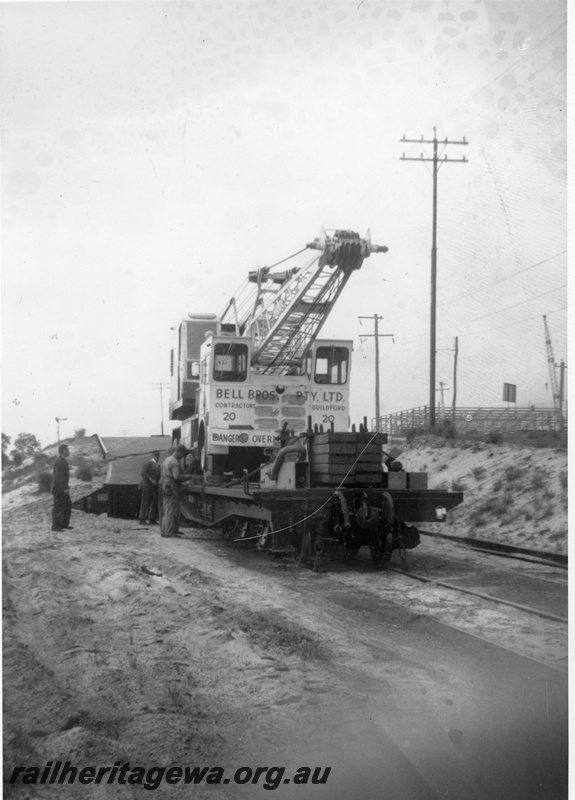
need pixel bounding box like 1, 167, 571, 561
471, 306, 567, 337
438, 15, 567, 130
440, 284, 567, 328
363, 250, 567, 334
439, 250, 567, 306
382, 287, 566, 349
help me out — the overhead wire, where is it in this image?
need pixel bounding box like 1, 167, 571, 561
348, 10, 567, 412
388, 283, 566, 348
358, 249, 567, 333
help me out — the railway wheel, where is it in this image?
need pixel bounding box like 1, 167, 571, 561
329, 494, 356, 557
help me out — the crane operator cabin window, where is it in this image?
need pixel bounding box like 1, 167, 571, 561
314, 346, 349, 384
213, 342, 248, 382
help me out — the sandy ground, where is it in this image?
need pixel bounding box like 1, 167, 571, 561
3, 498, 329, 799
396, 437, 568, 554
2, 437, 568, 798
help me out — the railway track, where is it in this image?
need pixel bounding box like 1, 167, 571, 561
386, 563, 567, 624
183, 522, 568, 671
350, 530, 568, 626
418, 528, 568, 567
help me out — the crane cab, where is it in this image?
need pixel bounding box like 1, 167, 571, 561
171, 323, 353, 474
169, 314, 221, 422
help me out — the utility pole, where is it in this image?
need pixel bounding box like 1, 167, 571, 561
452, 336, 459, 428
120, 429, 129, 437
55, 417, 68, 442
358, 314, 394, 431
437, 382, 449, 420
400, 128, 468, 429
152, 382, 170, 436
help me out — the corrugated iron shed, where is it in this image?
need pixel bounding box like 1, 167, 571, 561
105, 453, 168, 486
74, 436, 173, 518
95, 435, 172, 461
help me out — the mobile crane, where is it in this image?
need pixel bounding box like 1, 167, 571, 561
169, 229, 462, 566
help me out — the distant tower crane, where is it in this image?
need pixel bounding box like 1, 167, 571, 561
543, 315, 564, 432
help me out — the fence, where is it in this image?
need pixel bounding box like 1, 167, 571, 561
377, 406, 567, 438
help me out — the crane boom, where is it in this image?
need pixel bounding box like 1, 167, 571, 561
226, 230, 388, 375
543, 315, 560, 410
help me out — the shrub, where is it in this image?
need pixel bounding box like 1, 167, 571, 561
507, 430, 567, 450
472, 466, 486, 481
76, 462, 93, 482
451, 479, 466, 492
33, 452, 50, 470
435, 419, 456, 439
74, 428, 87, 439
485, 430, 504, 445
530, 469, 547, 491
559, 471, 567, 491
468, 494, 514, 528
37, 472, 52, 493
504, 465, 523, 483
404, 428, 420, 443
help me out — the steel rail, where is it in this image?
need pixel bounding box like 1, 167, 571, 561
418, 529, 567, 567
387, 566, 568, 624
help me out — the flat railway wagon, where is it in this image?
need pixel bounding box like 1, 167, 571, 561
180, 427, 463, 566
170, 229, 463, 564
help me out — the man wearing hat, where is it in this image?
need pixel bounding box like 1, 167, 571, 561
139, 450, 161, 525
159, 444, 190, 538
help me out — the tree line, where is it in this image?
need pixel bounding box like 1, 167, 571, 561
2, 429, 87, 469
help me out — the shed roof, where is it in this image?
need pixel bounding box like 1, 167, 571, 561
95, 435, 172, 460
105, 454, 160, 486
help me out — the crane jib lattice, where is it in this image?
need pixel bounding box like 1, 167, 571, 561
228, 230, 388, 375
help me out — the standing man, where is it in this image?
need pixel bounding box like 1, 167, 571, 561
139, 450, 160, 525
159, 444, 190, 538
51, 443, 73, 532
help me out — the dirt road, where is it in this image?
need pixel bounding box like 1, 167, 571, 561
3, 495, 568, 799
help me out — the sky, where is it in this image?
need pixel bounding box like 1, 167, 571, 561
1, 0, 568, 449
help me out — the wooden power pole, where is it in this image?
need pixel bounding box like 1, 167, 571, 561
400, 128, 468, 429
452, 336, 458, 428
358, 314, 394, 431
152, 382, 170, 436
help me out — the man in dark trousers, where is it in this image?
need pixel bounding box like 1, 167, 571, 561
51, 443, 73, 532
139, 450, 160, 525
